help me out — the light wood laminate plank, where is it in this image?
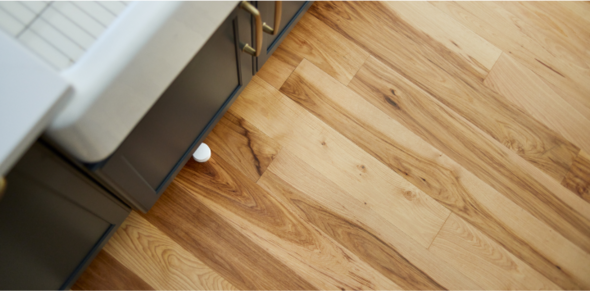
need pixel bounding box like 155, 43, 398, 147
430, 214, 560, 290
384, 2, 502, 76
229, 75, 451, 248
205, 111, 282, 183
178, 154, 404, 290
562, 150, 590, 203
559, 2, 590, 26
258, 170, 444, 290
103, 212, 237, 290
141, 183, 318, 290
432, 1, 590, 120
348, 56, 590, 289
256, 52, 296, 90
262, 149, 482, 290
499, 2, 590, 54
484, 53, 590, 155
72, 251, 154, 290
282, 58, 590, 289
269, 13, 370, 85
310, 1, 579, 181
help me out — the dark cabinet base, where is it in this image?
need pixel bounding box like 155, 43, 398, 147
0, 2, 314, 289
88, 2, 313, 213
0, 141, 130, 290
94, 5, 254, 212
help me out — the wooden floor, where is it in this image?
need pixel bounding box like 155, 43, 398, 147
73, 2, 590, 290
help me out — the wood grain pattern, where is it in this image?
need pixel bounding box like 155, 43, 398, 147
310, 1, 579, 181
562, 150, 590, 203
72, 251, 154, 290
230, 76, 450, 248
496, 2, 590, 87
261, 149, 481, 290
484, 53, 590, 155
75, 3, 590, 290
179, 155, 326, 258
256, 52, 296, 90
178, 154, 402, 290
432, 1, 590, 120
259, 171, 444, 290
543, 78, 590, 124
103, 211, 237, 290
559, 2, 590, 27
205, 111, 281, 183
282, 59, 590, 289
383, 2, 502, 76
141, 182, 317, 290
270, 13, 370, 85
349, 55, 590, 250
429, 214, 560, 290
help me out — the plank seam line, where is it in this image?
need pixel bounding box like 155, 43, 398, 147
561, 149, 583, 186
427, 212, 452, 250
277, 56, 306, 91
345, 53, 372, 87
483, 51, 505, 82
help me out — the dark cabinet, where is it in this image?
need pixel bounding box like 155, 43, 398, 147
256, 1, 312, 70
94, 5, 254, 212
0, 142, 130, 290
88, 1, 312, 212
0, 2, 313, 289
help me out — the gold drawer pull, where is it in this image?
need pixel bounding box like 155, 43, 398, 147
240, 1, 262, 57
263, 1, 282, 35
0, 177, 6, 199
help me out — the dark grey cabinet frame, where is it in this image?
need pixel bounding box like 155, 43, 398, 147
0, 141, 130, 290
91, 6, 254, 212
82, 2, 312, 213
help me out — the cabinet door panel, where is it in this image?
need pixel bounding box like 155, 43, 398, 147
98, 6, 253, 212
111, 14, 240, 191
0, 176, 110, 290
0, 142, 129, 290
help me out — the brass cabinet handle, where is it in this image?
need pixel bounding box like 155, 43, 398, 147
263, 1, 282, 35
0, 177, 6, 199
240, 1, 262, 57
